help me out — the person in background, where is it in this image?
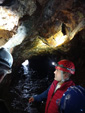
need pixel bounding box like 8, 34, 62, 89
29, 59, 75, 113
59, 85, 85, 113
0, 47, 13, 113
0, 47, 13, 83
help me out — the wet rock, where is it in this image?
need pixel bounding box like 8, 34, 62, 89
0, 0, 84, 62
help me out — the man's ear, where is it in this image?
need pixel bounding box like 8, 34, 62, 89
64, 72, 69, 78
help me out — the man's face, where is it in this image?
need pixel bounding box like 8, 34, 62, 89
54, 68, 62, 81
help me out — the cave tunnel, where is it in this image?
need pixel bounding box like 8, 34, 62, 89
0, 0, 85, 113
0, 43, 85, 113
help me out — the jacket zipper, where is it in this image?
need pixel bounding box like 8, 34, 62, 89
47, 82, 55, 113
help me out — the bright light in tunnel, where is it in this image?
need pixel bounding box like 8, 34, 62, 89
52, 62, 55, 65
52, 62, 57, 66
22, 60, 29, 66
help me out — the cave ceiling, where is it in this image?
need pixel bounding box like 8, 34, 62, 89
0, 0, 85, 66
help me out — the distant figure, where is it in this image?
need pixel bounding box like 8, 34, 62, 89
29, 59, 75, 113
18, 60, 29, 76
59, 85, 85, 113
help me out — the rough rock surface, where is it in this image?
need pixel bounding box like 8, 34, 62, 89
0, 0, 85, 85
0, 1, 85, 113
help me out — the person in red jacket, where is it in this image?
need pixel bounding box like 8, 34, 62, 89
29, 59, 75, 113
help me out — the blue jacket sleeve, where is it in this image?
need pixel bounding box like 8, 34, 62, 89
33, 86, 50, 102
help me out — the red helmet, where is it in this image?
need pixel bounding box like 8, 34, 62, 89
55, 59, 75, 74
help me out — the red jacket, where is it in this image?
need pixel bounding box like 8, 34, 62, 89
45, 80, 75, 113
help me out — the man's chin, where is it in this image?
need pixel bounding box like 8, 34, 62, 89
54, 78, 57, 81
54, 78, 60, 81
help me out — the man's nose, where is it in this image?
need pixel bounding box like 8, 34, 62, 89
54, 70, 56, 74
